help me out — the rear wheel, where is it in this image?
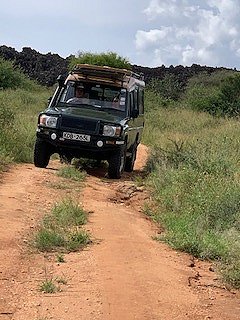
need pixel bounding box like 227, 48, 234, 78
125, 142, 138, 172
108, 147, 126, 179
34, 138, 51, 168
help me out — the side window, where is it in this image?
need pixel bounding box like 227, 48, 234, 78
128, 89, 140, 117
129, 91, 134, 114
134, 89, 138, 111
138, 88, 144, 114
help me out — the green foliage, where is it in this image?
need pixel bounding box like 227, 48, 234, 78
40, 279, 58, 294
66, 230, 90, 251
35, 229, 65, 251
0, 87, 50, 169
51, 198, 87, 227
183, 70, 240, 116
143, 92, 240, 288
0, 104, 15, 128
144, 90, 174, 113
0, 58, 50, 171
57, 165, 86, 182
212, 74, 240, 116
147, 74, 183, 101
0, 57, 39, 90
34, 198, 89, 252
69, 51, 131, 70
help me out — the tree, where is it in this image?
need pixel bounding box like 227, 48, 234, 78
69, 51, 132, 70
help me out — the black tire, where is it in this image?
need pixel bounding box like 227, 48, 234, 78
125, 142, 138, 172
108, 147, 126, 179
34, 138, 51, 168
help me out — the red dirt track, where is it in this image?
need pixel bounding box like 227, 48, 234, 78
0, 145, 239, 319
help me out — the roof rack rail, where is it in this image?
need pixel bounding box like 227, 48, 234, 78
72, 64, 144, 81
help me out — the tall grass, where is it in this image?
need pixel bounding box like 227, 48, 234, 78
143, 90, 240, 288
0, 59, 51, 170
0, 87, 50, 166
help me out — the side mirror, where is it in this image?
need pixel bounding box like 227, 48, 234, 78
131, 109, 139, 118
57, 74, 65, 88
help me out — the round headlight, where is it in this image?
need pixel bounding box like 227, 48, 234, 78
46, 116, 58, 128
39, 115, 58, 128
103, 125, 115, 137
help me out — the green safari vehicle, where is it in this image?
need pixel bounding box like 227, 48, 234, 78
34, 64, 145, 178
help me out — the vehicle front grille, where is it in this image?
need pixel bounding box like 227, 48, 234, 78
60, 116, 99, 134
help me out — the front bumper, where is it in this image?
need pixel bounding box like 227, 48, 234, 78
36, 127, 125, 159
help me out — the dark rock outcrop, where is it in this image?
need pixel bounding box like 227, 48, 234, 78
0, 45, 234, 87
132, 64, 230, 87
0, 45, 70, 86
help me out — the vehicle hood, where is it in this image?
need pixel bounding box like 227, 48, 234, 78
49, 106, 123, 124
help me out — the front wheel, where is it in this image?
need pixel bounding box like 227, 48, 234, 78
108, 147, 126, 179
34, 138, 51, 168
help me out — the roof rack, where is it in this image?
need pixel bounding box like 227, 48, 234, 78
72, 64, 144, 82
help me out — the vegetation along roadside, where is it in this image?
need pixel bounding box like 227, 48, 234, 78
143, 71, 240, 288
1, 53, 240, 289
0, 58, 51, 171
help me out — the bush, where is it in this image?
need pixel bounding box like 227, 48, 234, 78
69, 51, 131, 70
0, 87, 50, 166
212, 74, 240, 116
147, 74, 183, 101
183, 70, 240, 116
0, 57, 38, 90
143, 94, 240, 288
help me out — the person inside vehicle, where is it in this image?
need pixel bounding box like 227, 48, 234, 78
112, 92, 120, 108
67, 84, 89, 104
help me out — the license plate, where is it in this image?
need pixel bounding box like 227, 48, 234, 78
62, 132, 91, 142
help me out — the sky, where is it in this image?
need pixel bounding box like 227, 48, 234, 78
1, 0, 240, 69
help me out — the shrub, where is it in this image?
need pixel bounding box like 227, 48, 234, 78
0, 57, 37, 90
0, 87, 50, 167
143, 94, 240, 288
147, 74, 183, 101
69, 51, 131, 70
183, 70, 240, 116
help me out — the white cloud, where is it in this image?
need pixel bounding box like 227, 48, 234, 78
143, 0, 177, 19
136, 28, 172, 50
135, 0, 240, 67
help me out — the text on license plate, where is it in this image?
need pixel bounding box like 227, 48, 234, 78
63, 132, 91, 142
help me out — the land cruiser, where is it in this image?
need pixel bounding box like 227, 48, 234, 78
34, 64, 145, 178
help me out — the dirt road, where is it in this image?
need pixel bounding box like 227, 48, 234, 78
0, 144, 239, 320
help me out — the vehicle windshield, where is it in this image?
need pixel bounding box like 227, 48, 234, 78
59, 81, 126, 112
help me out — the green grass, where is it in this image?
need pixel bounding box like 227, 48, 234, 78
0, 87, 50, 169
39, 276, 68, 294
66, 230, 90, 251
57, 165, 86, 182
34, 198, 90, 252
143, 90, 240, 288
35, 229, 65, 251
40, 279, 58, 294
